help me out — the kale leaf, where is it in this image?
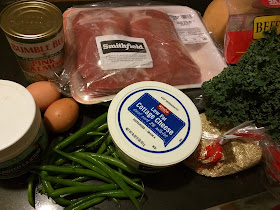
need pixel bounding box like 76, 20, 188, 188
202, 27, 280, 141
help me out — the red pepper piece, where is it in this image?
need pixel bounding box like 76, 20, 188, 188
204, 142, 223, 163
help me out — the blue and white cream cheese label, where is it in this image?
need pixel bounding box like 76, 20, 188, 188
128, 93, 185, 147
116, 88, 191, 154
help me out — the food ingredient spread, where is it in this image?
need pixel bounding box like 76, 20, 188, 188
202, 27, 280, 142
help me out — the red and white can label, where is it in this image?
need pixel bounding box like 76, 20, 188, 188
7, 30, 65, 82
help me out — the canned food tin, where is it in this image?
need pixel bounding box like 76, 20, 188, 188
0, 0, 64, 82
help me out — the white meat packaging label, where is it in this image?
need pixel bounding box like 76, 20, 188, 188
168, 13, 210, 44
96, 35, 153, 70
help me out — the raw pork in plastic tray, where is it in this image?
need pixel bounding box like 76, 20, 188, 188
63, 5, 227, 104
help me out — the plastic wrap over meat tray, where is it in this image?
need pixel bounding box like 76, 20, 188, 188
63, 5, 227, 104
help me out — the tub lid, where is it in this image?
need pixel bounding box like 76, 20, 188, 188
108, 81, 202, 167
0, 80, 41, 163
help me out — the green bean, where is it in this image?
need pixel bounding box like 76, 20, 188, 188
111, 197, 120, 207
54, 149, 109, 179
102, 150, 112, 156
97, 135, 112, 154
35, 165, 112, 183
50, 183, 118, 197
51, 136, 65, 148
66, 189, 142, 210
71, 176, 91, 183
27, 173, 36, 208
85, 132, 108, 150
63, 135, 91, 152
76, 152, 138, 174
41, 136, 65, 164
96, 122, 108, 132
131, 178, 141, 183
38, 186, 45, 195
47, 137, 87, 167
40, 171, 72, 206
54, 147, 87, 166
56, 173, 71, 179
107, 145, 119, 159
115, 171, 145, 193
51, 174, 72, 189
74, 152, 140, 210
87, 131, 106, 136
55, 112, 108, 150
41, 175, 92, 187
71, 197, 106, 210
28, 111, 145, 210
54, 157, 68, 166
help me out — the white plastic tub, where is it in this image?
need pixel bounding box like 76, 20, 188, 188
0, 80, 48, 179
108, 81, 202, 173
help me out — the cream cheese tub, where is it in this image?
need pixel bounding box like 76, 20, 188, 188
108, 81, 202, 173
0, 80, 48, 179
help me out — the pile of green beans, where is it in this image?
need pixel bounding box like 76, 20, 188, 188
28, 112, 144, 210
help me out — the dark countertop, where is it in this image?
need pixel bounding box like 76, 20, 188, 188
0, 1, 271, 210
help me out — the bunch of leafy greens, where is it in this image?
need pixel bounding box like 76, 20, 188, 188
202, 27, 280, 141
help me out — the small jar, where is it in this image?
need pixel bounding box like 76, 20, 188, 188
0, 80, 48, 179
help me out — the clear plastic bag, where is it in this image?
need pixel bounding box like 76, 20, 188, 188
62, 2, 227, 104
185, 116, 280, 180
224, 0, 280, 64
253, 0, 280, 8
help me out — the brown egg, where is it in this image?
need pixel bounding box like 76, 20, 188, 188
26, 81, 61, 112
43, 98, 79, 133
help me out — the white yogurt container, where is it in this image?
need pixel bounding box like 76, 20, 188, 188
108, 81, 201, 173
0, 80, 48, 179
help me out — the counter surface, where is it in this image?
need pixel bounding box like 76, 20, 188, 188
0, 1, 268, 210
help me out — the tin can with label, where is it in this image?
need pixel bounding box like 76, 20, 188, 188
0, 0, 64, 82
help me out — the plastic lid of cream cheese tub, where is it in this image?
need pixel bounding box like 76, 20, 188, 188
108, 81, 202, 167
0, 80, 41, 163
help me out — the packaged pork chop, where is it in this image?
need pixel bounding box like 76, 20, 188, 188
63, 4, 227, 104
